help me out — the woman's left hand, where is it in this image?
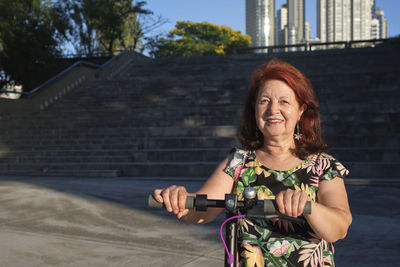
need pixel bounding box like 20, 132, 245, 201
275, 189, 311, 218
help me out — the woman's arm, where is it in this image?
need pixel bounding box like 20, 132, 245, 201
275, 177, 352, 242
153, 158, 234, 224
305, 177, 352, 242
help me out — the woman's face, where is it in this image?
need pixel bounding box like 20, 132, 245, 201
255, 79, 304, 142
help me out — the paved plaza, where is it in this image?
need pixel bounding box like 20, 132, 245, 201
0, 176, 398, 267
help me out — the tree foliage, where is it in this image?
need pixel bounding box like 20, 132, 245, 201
67, 0, 152, 55
148, 21, 251, 58
0, 0, 159, 91
0, 0, 69, 90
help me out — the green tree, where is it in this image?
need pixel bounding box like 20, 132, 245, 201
65, 0, 99, 56
67, 0, 151, 55
0, 0, 69, 91
147, 21, 251, 58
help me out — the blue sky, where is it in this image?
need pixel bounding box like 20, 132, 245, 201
144, 0, 400, 39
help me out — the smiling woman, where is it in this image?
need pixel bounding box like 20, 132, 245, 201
238, 59, 328, 160
153, 59, 352, 267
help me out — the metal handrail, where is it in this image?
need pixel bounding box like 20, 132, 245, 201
60, 49, 128, 59
99, 47, 132, 70
0, 61, 99, 97
232, 38, 390, 54
31, 61, 100, 95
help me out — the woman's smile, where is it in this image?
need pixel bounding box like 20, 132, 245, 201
265, 118, 284, 124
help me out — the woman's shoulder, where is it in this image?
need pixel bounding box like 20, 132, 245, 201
303, 152, 349, 179
224, 147, 253, 178
305, 152, 336, 162
226, 147, 252, 166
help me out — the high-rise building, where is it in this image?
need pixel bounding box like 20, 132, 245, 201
317, 0, 351, 42
375, 8, 388, 39
246, 0, 275, 47
305, 21, 312, 41
352, 0, 373, 40
277, 4, 288, 31
276, 4, 288, 45
288, 0, 306, 44
370, 18, 380, 39
317, 0, 374, 42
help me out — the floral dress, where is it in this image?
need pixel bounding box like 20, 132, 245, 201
223, 148, 349, 267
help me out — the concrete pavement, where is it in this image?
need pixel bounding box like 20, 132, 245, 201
0, 176, 398, 267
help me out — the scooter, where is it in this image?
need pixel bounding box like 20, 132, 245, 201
148, 187, 311, 267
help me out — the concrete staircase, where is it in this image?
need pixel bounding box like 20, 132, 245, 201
0, 45, 399, 183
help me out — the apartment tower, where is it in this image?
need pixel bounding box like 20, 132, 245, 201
246, 0, 275, 47
276, 4, 288, 45
317, 0, 374, 42
288, 0, 306, 44
375, 8, 388, 39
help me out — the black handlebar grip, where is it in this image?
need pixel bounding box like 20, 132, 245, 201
303, 201, 312, 214
263, 200, 312, 214
148, 195, 195, 209
263, 199, 278, 214
148, 195, 164, 208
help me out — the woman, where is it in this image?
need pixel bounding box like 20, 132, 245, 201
153, 59, 352, 267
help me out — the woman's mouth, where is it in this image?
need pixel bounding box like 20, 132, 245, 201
266, 119, 284, 124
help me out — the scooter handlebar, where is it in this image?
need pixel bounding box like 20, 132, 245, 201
148, 194, 195, 209
262, 199, 311, 214
148, 194, 311, 215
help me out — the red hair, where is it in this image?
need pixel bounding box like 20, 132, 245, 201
237, 59, 328, 158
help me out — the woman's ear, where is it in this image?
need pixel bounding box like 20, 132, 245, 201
298, 104, 306, 120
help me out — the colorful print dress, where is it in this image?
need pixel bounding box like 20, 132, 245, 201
223, 148, 349, 267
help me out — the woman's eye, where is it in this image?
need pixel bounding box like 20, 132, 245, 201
281, 100, 289, 104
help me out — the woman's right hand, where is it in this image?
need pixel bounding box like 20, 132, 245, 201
153, 185, 192, 219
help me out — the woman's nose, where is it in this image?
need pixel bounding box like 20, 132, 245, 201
266, 101, 279, 114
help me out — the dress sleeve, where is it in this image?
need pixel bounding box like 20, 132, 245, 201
318, 153, 350, 181
223, 148, 248, 180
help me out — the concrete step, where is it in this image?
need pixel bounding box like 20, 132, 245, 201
0, 148, 230, 163
0, 125, 239, 138
322, 121, 400, 135
47, 78, 399, 109
0, 136, 238, 149
4, 134, 398, 151
2, 144, 139, 151
326, 135, 400, 147
345, 162, 400, 179
117, 49, 399, 81
9, 121, 400, 134
1, 147, 397, 163
2, 124, 399, 150
0, 161, 397, 178
0, 162, 219, 177
311, 72, 400, 91
2, 113, 399, 131
321, 104, 400, 115
0, 138, 140, 146
22, 110, 399, 128
16, 103, 400, 119
0, 169, 121, 177
328, 147, 400, 162
55, 79, 249, 99
0, 150, 139, 158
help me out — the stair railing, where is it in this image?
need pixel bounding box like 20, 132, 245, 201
232, 38, 389, 54
0, 47, 149, 114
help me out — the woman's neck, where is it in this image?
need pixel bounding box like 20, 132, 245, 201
260, 138, 296, 158
256, 139, 303, 171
